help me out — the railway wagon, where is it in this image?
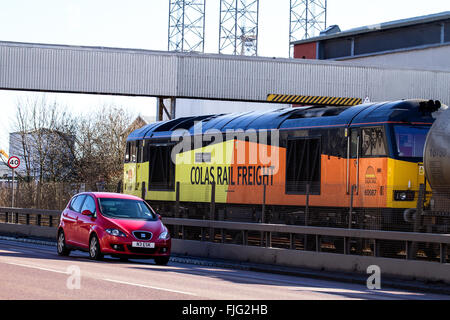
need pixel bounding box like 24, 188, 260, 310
123, 99, 443, 232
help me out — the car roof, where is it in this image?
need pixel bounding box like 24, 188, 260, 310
76, 192, 142, 201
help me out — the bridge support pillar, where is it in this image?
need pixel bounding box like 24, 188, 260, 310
156, 97, 177, 121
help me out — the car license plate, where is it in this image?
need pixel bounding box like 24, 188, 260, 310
132, 242, 155, 248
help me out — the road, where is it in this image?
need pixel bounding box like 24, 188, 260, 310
0, 239, 448, 300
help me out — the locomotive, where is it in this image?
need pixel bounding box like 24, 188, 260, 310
123, 99, 448, 235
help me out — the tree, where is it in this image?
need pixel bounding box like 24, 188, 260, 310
75, 104, 133, 189
8, 95, 134, 206
11, 95, 78, 183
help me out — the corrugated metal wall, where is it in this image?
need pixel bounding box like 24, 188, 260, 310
1, 41, 449, 105
339, 45, 450, 72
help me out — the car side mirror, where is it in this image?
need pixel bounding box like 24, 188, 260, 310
82, 209, 93, 216
157, 214, 162, 220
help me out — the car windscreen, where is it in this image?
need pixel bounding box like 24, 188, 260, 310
98, 198, 157, 220
393, 125, 430, 158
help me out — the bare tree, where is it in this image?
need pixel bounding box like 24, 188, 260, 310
75, 104, 132, 189
5, 96, 134, 209
11, 95, 78, 183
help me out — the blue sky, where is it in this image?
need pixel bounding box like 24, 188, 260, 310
0, 0, 449, 152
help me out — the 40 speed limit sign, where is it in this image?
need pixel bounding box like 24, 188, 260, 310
7, 156, 20, 169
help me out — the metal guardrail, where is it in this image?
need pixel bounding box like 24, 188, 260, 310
1, 207, 450, 263
164, 217, 450, 263
0, 207, 60, 227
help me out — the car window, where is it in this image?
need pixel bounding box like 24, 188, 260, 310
80, 195, 96, 214
98, 198, 156, 220
70, 195, 86, 213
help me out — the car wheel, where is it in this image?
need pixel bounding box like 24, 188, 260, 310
154, 256, 170, 266
57, 230, 71, 256
89, 235, 103, 260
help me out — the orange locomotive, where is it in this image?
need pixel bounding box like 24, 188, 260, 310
124, 99, 442, 232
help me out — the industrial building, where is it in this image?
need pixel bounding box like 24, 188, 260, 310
8, 130, 75, 181
292, 11, 450, 71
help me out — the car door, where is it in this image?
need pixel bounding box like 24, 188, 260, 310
62, 195, 86, 245
76, 194, 97, 248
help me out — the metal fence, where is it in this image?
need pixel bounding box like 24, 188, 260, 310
0, 181, 120, 210
0, 207, 60, 227
121, 180, 450, 260
142, 182, 443, 230
1, 206, 450, 264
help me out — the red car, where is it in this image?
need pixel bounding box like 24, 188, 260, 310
57, 192, 171, 265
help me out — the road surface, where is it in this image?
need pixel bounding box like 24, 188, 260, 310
0, 239, 448, 300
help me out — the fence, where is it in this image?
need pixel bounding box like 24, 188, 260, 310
140, 181, 448, 230
0, 181, 120, 210
1, 206, 450, 264
119, 180, 450, 260
4, 180, 445, 235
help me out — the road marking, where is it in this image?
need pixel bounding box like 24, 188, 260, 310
103, 278, 197, 296
2, 260, 196, 296
0, 239, 446, 300
3, 261, 68, 274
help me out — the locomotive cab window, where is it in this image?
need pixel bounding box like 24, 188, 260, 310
148, 143, 175, 191
285, 137, 321, 195
393, 125, 430, 158
136, 140, 145, 163
350, 129, 359, 158
125, 141, 137, 163
361, 127, 387, 157
125, 142, 130, 162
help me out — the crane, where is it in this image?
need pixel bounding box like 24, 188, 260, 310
0, 149, 8, 160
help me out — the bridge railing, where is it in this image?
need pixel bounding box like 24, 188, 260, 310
0, 207, 60, 227
1, 207, 450, 264
164, 217, 450, 263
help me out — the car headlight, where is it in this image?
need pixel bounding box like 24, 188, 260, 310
106, 228, 127, 237
158, 229, 170, 240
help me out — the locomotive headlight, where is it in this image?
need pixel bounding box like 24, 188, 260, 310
394, 190, 415, 201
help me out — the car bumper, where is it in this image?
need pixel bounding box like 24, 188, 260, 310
100, 235, 171, 257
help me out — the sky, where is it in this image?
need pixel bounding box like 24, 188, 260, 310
0, 0, 449, 153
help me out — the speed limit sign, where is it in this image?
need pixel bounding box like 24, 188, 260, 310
7, 156, 20, 169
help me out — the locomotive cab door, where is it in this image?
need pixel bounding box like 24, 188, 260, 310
347, 127, 365, 231
347, 128, 360, 196
124, 141, 138, 196
135, 140, 145, 198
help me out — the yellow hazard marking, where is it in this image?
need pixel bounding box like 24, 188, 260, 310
267, 94, 362, 106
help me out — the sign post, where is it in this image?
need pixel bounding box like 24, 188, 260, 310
7, 156, 20, 208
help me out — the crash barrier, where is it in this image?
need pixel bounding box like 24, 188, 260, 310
1, 207, 450, 284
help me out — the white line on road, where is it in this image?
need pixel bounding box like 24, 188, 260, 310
3, 261, 68, 274
1, 259, 197, 297
0, 240, 448, 300
102, 278, 197, 296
